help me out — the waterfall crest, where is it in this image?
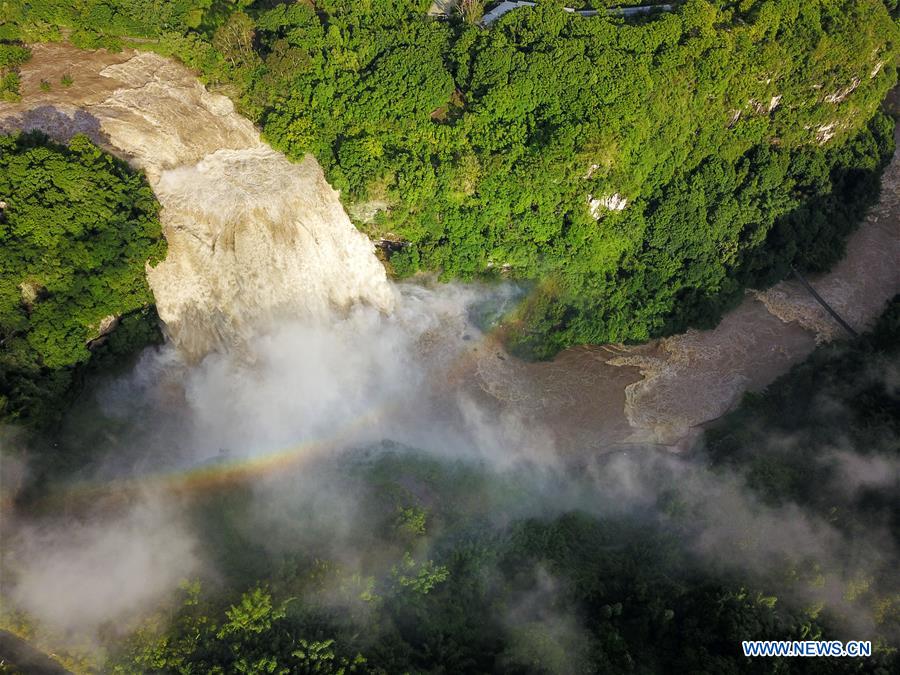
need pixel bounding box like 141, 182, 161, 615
0, 44, 394, 360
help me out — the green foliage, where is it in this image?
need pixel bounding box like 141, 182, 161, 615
117, 584, 366, 675
106, 438, 900, 673
17, 307, 896, 671
218, 587, 287, 638
8, 0, 899, 355
0, 42, 30, 101
4, 5, 899, 673
702, 295, 900, 642
391, 551, 449, 595
0, 132, 165, 427
292, 639, 366, 675
705, 295, 900, 531
509, 112, 896, 356
395, 504, 427, 537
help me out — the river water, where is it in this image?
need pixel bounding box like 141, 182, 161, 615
0, 43, 394, 362
1, 43, 898, 460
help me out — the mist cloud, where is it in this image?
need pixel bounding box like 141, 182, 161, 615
2, 281, 897, 653
5, 494, 198, 637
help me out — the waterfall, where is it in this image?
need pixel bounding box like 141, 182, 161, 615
0, 45, 394, 360
147, 146, 395, 360
3, 44, 897, 448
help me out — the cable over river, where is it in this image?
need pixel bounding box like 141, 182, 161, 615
1, 44, 898, 457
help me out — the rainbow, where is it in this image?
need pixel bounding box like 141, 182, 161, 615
2, 307, 512, 513
17, 403, 396, 514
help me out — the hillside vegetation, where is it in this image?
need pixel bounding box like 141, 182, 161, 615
0, 132, 165, 426
706, 294, 900, 546
1, 0, 897, 358
14, 297, 891, 674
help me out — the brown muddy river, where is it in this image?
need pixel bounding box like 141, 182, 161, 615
463, 100, 899, 452
2, 44, 899, 460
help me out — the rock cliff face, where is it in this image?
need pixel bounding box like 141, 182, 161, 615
0, 44, 394, 360
2, 44, 897, 450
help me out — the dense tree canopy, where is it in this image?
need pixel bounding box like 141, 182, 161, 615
706, 295, 900, 546
0, 41, 29, 100
0, 4, 898, 672
2, 0, 897, 355
59, 298, 878, 674
0, 132, 165, 426
16, 298, 897, 673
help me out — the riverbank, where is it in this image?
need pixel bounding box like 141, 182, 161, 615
466, 96, 899, 450
0, 43, 393, 363
1, 44, 898, 673
2, 44, 897, 456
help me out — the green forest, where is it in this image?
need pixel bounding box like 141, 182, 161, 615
0, 132, 166, 427
1, 2, 899, 673
1, 0, 898, 355
6, 296, 895, 674
124, 296, 893, 675
706, 296, 900, 550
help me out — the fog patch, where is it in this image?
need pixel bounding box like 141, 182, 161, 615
3, 281, 898, 652
584, 450, 899, 639
4, 495, 199, 638
499, 568, 594, 674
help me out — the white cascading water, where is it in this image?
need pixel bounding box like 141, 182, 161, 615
148, 147, 395, 360
0, 45, 394, 360
2, 43, 898, 447
4, 41, 900, 655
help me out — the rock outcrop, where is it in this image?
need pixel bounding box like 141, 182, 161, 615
0, 44, 394, 361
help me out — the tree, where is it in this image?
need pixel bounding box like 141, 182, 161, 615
0, 132, 165, 425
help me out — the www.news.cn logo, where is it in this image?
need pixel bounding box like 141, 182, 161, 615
742, 641, 872, 657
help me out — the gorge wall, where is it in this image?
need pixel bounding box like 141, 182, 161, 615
1, 43, 898, 452
0, 43, 394, 361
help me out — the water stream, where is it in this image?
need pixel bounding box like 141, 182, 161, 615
1, 43, 898, 455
